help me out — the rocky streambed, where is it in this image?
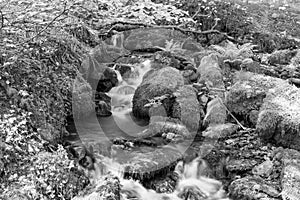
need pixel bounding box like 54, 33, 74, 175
68, 27, 300, 200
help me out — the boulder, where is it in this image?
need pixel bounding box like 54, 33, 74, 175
95, 92, 112, 117
72, 174, 120, 200
80, 42, 127, 92
132, 67, 184, 119
197, 54, 225, 98
280, 149, 300, 200
203, 98, 227, 127
267, 49, 298, 65
124, 28, 189, 51
118, 146, 183, 181
228, 176, 280, 200
172, 85, 201, 132
202, 123, 239, 139
138, 117, 191, 139
226, 72, 288, 126
256, 84, 300, 150
197, 54, 227, 128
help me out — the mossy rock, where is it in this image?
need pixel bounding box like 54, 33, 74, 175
118, 146, 183, 181
132, 66, 184, 119
197, 54, 225, 98
226, 72, 288, 126
172, 85, 201, 132
256, 84, 300, 150
228, 176, 280, 200
123, 28, 199, 51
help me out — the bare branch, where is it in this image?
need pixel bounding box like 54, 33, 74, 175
16, 3, 69, 46
103, 21, 236, 42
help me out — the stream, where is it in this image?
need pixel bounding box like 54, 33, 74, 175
67, 58, 229, 199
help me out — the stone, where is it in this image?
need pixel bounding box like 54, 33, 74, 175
203, 98, 227, 127
181, 70, 199, 84
95, 92, 112, 117
240, 58, 262, 73
124, 28, 187, 51
73, 174, 120, 200
172, 85, 201, 132
226, 72, 287, 126
256, 84, 300, 150
280, 149, 300, 200
226, 159, 258, 172
96, 67, 119, 92
252, 160, 274, 177
267, 49, 298, 65
80, 42, 127, 92
118, 146, 183, 181
138, 117, 191, 139
197, 54, 225, 98
132, 66, 184, 119
202, 123, 239, 139
228, 176, 280, 200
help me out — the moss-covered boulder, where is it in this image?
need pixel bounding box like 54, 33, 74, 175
132, 66, 184, 119
197, 54, 227, 128
123, 28, 201, 52
118, 146, 183, 181
197, 54, 225, 98
226, 72, 288, 126
267, 49, 298, 65
256, 84, 300, 150
228, 176, 280, 200
72, 174, 120, 200
172, 85, 201, 132
203, 98, 227, 127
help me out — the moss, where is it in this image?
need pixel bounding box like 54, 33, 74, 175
257, 83, 300, 150
226, 72, 288, 125
172, 85, 201, 132
132, 67, 184, 119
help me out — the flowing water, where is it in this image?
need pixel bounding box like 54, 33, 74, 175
69, 59, 229, 200
80, 156, 230, 200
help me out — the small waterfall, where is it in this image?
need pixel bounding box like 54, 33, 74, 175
109, 59, 152, 112
118, 157, 229, 200
107, 59, 152, 136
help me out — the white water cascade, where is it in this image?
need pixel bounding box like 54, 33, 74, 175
73, 59, 230, 200
107, 59, 152, 136
78, 156, 230, 200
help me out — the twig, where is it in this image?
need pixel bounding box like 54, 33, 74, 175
0, 10, 3, 30
210, 18, 220, 30
217, 97, 248, 130
16, 3, 68, 46
105, 21, 235, 42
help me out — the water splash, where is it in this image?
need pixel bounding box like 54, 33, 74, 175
94, 157, 230, 200
107, 59, 152, 136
